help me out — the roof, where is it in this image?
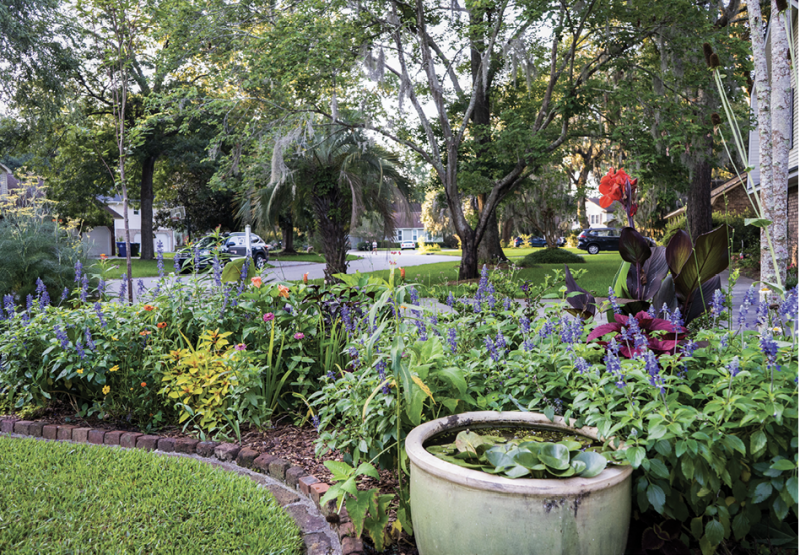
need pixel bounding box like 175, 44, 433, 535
586, 197, 621, 212
392, 202, 423, 228
664, 176, 751, 219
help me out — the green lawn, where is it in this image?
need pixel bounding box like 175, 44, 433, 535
271, 252, 359, 263
90, 257, 175, 280
0, 437, 303, 554
340, 250, 622, 298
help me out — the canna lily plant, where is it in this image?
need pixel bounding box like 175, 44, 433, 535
587, 311, 687, 358
565, 168, 730, 326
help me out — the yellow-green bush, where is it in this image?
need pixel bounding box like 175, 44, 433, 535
418, 239, 442, 254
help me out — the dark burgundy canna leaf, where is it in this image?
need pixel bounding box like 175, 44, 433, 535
564, 265, 596, 319
651, 274, 677, 316
587, 322, 623, 342
673, 226, 731, 301
684, 275, 722, 323
666, 230, 693, 277
619, 228, 652, 266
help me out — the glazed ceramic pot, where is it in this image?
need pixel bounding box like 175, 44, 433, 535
406, 411, 632, 555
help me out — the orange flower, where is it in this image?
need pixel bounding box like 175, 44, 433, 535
100, 253, 107, 260
143, 305, 155, 311
140, 330, 152, 336
251, 276, 263, 288
303, 273, 309, 284
400, 268, 405, 280
141, 382, 147, 387
157, 322, 167, 329
598, 168, 637, 209
278, 285, 290, 298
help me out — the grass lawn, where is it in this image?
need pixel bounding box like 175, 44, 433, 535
0, 437, 303, 554
271, 252, 360, 263
339, 250, 622, 297
90, 256, 175, 280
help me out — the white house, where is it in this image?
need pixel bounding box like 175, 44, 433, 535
585, 197, 619, 228
747, 1, 798, 261
0, 163, 18, 198
100, 196, 177, 253
348, 203, 442, 248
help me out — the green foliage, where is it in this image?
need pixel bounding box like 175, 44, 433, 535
0, 437, 303, 554
0, 185, 89, 301
519, 248, 585, 266
661, 212, 759, 254
427, 429, 610, 479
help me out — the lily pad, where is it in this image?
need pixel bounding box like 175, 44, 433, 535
539, 443, 571, 470
455, 431, 489, 456
573, 451, 608, 478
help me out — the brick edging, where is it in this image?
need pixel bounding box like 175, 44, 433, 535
0, 418, 363, 555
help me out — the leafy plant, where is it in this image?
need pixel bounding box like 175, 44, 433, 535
427, 429, 611, 479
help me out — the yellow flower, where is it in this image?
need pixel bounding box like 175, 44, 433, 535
112, 336, 118, 341
76, 368, 83, 374
109, 365, 119, 372
102, 386, 110, 395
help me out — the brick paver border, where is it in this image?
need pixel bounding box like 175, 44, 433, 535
0, 418, 360, 555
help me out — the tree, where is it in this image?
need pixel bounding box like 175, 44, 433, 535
255, 127, 410, 279
513, 167, 575, 248
744, 0, 793, 287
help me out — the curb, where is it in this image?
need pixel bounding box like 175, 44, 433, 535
0, 418, 364, 555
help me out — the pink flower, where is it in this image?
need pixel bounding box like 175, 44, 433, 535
235, 343, 247, 351
263, 313, 275, 322
294, 332, 305, 340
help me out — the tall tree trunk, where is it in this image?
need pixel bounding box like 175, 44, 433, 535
469, 9, 506, 265
686, 135, 713, 240
139, 154, 157, 260
312, 190, 348, 279
477, 199, 504, 264
501, 216, 513, 244
281, 214, 296, 253
746, 0, 774, 284
766, 0, 791, 286
459, 231, 479, 281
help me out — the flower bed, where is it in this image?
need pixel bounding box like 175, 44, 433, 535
1, 237, 798, 553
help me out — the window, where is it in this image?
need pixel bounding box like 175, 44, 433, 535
397, 230, 403, 241
133, 209, 139, 215
412, 229, 418, 241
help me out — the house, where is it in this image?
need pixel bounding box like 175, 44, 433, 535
585, 197, 619, 228
100, 196, 177, 253
747, 1, 798, 262
0, 163, 19, 198
348, 203, 442, 248
664, 176, 757, 221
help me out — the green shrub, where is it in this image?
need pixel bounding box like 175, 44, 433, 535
0, 185, 89, 301
519, 247, 585, 266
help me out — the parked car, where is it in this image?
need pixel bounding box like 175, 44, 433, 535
223, 233, 270, 269
400, 240, 416, 250
577, 228, 655, 255
514, 236, 563, 248
174, 235, 229, 273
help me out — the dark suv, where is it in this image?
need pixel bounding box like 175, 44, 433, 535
577, 228, 622, 255
223, 233, 269, 269
577, 228, 655, 255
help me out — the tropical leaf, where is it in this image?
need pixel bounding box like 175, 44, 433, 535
564, 265, 596, 319
666, 230, 693, 276
619, 227, 652, 266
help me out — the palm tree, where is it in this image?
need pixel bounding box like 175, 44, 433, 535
245, 126, 410, 279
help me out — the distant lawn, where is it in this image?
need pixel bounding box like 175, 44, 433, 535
0, 437, 303, 554
90, 257, 175, 280
330, 250, 622, 298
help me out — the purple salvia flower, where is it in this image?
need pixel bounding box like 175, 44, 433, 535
604, 340, 625, 388
738, 286, 756, 328
778, 287, 798, 322
26, 294, 34, 313
136, 279, 146, 298
75, 340, 86, 360
312, 415, 321, 430
608, 287, 621, 314
503, 297, 512, 311
61, 287, 69, 302
759, 329, 779, 372
446, 292, 455, 307
348, 346, 360, 370
487, 294, 496, 310
647, 304, 657, 318
94, 302, 107, 328
473, 300, 481, 314
495, 332, 506, 351
538, 320, 555, 340
644, 350, 664, 393
680, 340, 697, 357
54, 325, 69, 349
85, 328, 95, 351
484, 336, 500, 362
156, 241, 164, 278
80, 274, 89, 303
719, 333, 729, 350
74, 261, 83, 283
575, 357, 590, 374
174, 254, 181, 274
98, 279, 105, 297
669, 307, 684, 332
212, 255, 222, 286
118, 274, 127, 303
520, 316, 530, 334
193, 245, 201, 271
756, 301, 769, 326
726, 356, 740, 377
429, 314, 438, 325
409, 287, 419, 306
711, 289, 725, 318
447, 328, 457, 353
35, 278, 47, 296
341, 305, 354, 334
523, 338, 535, 351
